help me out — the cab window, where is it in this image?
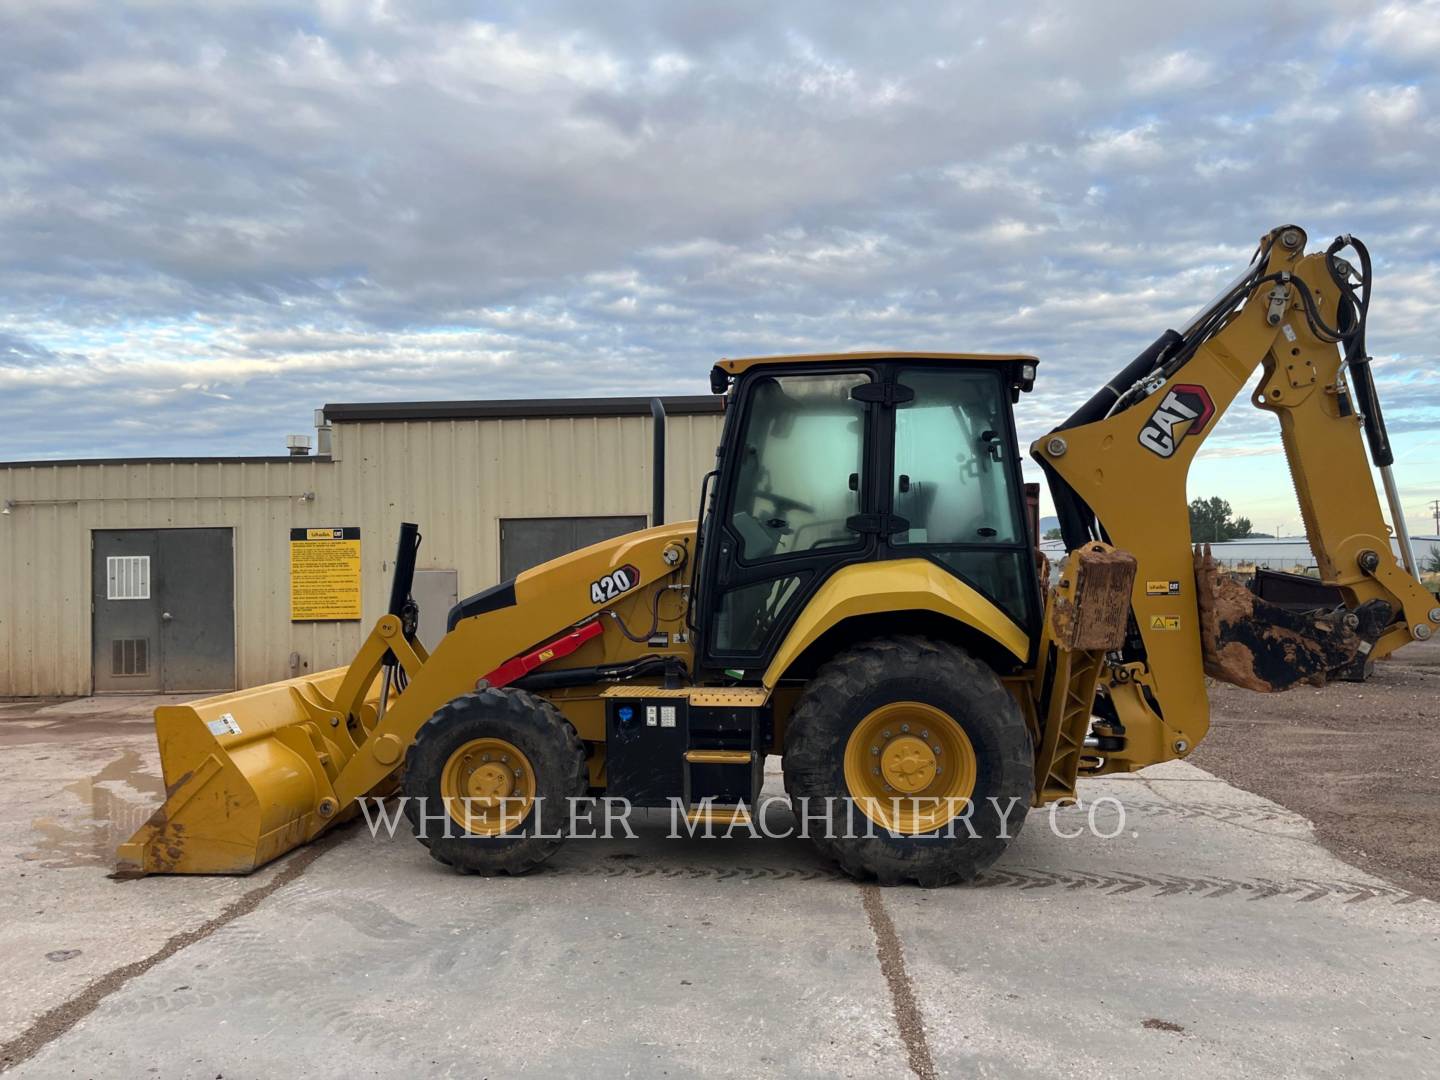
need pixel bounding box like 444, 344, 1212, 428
728, 373, 868, 563
893, 368, 1021, 546
891, 366, 1031, 625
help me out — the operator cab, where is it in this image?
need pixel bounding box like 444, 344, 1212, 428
694, 352, 1039, 675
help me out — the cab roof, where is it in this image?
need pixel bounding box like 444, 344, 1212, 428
716, 351, 1038, 376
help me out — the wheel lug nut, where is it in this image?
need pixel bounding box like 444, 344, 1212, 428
872, 767, 880, 775
882, 730, 892, 739
920, 730, 928, 739
933, 745, 941, 754
901, 724, 909, 733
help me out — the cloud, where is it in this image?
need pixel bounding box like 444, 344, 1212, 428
1127, 50, 1215, 94
0, 0, 1437, 532
1360, 0, 1440, 62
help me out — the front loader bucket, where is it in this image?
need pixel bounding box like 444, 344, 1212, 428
117, 667, 384, 875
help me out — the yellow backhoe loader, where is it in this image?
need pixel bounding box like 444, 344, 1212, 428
119, 224, 1439, 886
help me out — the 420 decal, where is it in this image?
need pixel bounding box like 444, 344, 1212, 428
590, 565, 641, 605
1137, 383, 1215, 458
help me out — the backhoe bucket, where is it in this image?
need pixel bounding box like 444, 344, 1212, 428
1194, 546, 1376, 692
117, 667, 384, 875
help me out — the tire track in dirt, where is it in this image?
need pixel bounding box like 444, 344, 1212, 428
533, 858, 1433, 904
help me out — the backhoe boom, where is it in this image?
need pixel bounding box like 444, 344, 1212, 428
1034, 224, 1437, 773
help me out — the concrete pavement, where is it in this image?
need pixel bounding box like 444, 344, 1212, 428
1, 697, 1436, 1078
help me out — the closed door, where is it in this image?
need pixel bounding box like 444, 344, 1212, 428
699, 370, 875, 665
499, 516, 647, 580
92, 529, 236, 693
412, 569, 458, 652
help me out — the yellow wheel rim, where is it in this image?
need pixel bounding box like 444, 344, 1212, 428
843, 701, 977, 834
440, 737, 536, 836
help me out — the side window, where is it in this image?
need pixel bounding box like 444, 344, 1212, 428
729, 373, 868, 561
893, 368, 1021, 546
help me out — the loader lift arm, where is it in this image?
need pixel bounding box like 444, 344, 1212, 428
1032, 224, 1438, 777
117, 520, 692, 874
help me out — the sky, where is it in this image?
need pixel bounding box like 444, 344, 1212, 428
2, 0, 1438, 538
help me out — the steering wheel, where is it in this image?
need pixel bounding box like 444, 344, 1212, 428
756, 491, 816, 515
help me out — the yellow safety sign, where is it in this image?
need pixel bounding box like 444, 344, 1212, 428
290, 527, 361, 621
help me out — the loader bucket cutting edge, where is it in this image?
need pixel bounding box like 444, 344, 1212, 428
117, 666, 390, 875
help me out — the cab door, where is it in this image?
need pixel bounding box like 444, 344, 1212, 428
697, 367, 878, 672
882, 365, 1039, 635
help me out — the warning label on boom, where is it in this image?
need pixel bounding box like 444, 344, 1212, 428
290, 527, 361, 621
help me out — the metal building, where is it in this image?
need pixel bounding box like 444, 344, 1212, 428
0, 396, 724, 697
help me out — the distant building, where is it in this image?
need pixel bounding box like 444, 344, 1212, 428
0, 396, 724, 696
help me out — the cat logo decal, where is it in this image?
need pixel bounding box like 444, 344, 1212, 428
1138, 384, 1215, 458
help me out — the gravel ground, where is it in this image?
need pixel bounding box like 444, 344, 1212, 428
1194, 634, 1440, 901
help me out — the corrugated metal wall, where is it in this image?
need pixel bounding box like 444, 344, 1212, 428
0, 411, 723, 696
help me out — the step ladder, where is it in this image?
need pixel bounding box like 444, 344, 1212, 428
682, 749, 757, 826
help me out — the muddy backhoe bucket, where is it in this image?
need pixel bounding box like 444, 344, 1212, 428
117, 667, 385, 875
1193, 545, 1382, 692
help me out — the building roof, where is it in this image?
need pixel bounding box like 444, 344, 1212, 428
0, 396, 723, 468
0, 455, 331, 470
322, 395, 722, 423
714, 351, 1038, 377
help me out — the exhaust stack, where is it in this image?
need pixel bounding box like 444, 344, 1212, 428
650, 397, 666, 527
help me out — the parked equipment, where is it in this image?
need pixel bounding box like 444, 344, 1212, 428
120, 225, 1439, 885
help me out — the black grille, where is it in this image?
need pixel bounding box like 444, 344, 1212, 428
111, 638, 149, 677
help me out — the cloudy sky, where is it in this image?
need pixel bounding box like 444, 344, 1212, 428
2, 0, 1438, 536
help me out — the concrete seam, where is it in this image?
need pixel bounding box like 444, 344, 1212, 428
0, 831, 343, 1074
860, 883, 937, 1080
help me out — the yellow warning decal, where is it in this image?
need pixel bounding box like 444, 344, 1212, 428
1149, 615, 1181, 631
290, 527, 361, 620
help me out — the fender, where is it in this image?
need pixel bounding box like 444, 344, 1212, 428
761, 559, 1030, 688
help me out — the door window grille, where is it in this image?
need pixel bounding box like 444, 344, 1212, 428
106, 556, 151, 600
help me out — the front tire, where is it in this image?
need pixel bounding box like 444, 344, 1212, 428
403, 688, 587, 875
782, 636, 1033, 887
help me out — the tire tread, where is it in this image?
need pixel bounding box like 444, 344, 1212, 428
783, 635, 1033, 887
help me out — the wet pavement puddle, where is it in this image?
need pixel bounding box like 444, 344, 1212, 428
23, 750, 163, 869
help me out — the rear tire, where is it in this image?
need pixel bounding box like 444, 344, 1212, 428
782, 635, 1033, 887
403, 688, 587, 875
